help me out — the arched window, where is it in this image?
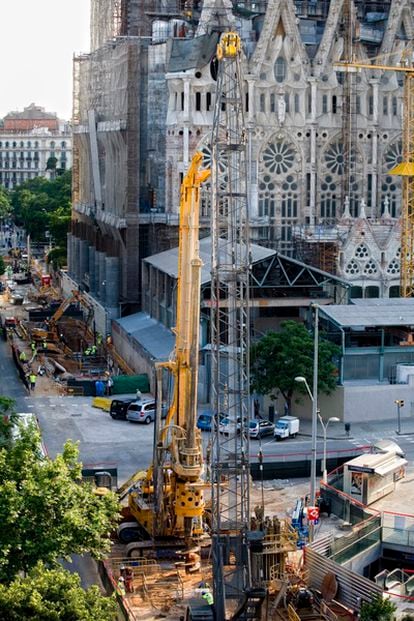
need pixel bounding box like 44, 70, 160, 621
274, 57, 286, 83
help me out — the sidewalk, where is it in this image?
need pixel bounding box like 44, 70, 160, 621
298, 415, 414, 440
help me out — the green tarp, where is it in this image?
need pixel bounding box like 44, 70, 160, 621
112, 374, 150, 395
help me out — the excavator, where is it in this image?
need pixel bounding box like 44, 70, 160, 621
31, 289, 94, 343
118, 153, 210, 549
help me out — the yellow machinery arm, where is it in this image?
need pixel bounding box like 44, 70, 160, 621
128, 153, 210, 542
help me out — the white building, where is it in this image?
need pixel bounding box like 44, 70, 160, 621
0, 104, 72, 189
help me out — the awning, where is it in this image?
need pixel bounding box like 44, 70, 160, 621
375, 457, 407, 477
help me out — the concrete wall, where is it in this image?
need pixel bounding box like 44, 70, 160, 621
342, 542, 382, 576
61, 271, 113, 336
265, 377, 414, 424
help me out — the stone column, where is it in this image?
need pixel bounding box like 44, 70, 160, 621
88, 245, 96, 294
67, 233, 73, 277
98, 251, 107, 303
79, 240, 89, 284
105, 256, 120, 310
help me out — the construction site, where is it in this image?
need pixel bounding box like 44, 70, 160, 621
4, 0, 414, 619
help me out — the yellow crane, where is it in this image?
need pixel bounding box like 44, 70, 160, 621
124, 153, 210, 546
335, 54, 414, 297
31, 289, 94, 342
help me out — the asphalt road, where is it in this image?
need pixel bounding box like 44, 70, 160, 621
2, 326, 414, 481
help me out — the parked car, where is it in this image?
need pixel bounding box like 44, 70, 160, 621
126, 400, 167, 424
109, 398, 135, 420
249, 419, 275, 439
197, 412, 227, 432
197, 412, 213, 431
218, 415, 242, 435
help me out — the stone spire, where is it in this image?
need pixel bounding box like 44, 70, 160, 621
197, 0, 236, 36
382, 195, 391, 220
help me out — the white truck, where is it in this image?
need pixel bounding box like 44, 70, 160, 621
274, 415, 299, 440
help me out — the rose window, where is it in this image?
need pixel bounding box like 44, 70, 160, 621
345, 260, 360, 275
384, 142, 402, 171
262, 142, 296, 175
364, 259, 378, 275
355, 244, 369, 259
386, 258, 400, 275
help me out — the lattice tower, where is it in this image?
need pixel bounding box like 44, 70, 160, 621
210, 32, 252, 620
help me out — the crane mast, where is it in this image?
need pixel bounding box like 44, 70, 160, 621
210, 32, 252, 620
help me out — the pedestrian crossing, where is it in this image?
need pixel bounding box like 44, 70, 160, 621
348, 434, 414, 446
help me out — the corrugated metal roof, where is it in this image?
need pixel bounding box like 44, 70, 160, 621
114, 312, 174, 361
144, 236, 276, 285
321, 299, 414, 328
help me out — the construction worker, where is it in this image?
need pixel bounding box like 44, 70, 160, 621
117, 575, 126, 597
96, 333, 103, 347
19, 351, 27, 362
42, 341, 48, 350
90, 344, 97, 355
30, 341, 36, 353
201, 591, 215, 620
84, 347, 91, 356
29, 372, 37, 391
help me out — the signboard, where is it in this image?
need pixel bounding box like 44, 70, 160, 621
348, 465, 374, 474
41, 275, 51, 286
307, 506, 320, 522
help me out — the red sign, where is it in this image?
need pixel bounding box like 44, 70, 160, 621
307, 506, 320, 522
41, 275, 51, 286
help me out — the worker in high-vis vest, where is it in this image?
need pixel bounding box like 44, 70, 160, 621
201, 591, 215, 620
29, 373, 37, 391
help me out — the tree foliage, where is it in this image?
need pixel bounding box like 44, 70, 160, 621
0, 562, 117, 621
0, 256, 5, 277
10, 170, 71, 246
359, 595, 397, 621
0, 187, 11, 220
250, 320, 340, 408
0, 418, 120, 581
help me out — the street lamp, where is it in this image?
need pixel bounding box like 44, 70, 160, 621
294, 374, 318, 509
394, 399, 404, 435
318, 413, 340, 484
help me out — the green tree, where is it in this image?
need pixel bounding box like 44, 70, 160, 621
10, 170, 71, 245
359, 595, 396, 621
250, 320, 340, 411
0, 187, 11, 220
0, 562, 117, 621
0, 397, 18, 448
0, 256, 5, 277
0, 419, 120, 581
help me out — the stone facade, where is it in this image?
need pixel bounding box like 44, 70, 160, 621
158, 0, 412, 297
0, 104, 71, 189
72, 1, 414, 316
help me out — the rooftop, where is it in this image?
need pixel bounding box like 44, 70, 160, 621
3, 103, 58, 121
144, 236, 275, 285
320, 298, 414, 328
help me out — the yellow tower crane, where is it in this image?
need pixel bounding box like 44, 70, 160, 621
335, 54, 414, 297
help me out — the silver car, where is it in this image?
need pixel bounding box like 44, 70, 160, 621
126, 400, 167, 424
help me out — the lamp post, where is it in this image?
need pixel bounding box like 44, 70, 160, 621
318, 413, 340, 484
295, 375, 317, 510
394, 399, 404, 435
